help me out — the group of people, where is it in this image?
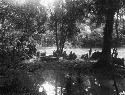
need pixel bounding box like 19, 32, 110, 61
81, 48, 92, 60
68, 51, 77, 60
112, 48, 118, 58
111, 48, 124, 66
36, 51, 46, 58
53, 50, 77, 60
52, 48, 93, 60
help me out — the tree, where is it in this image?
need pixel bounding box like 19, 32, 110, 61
49, 0, 89, 55
0, 0, 47, 74
92, 0, 125, 64
0, 0, 46, 52
0, 1, 47, 94
63, 0, 125, 95
90, 1, 125, 95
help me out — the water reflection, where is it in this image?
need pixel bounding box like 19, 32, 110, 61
36, 69, 95, 95
120, 91, 125, 95
41, 81, 55, 95
37, 69, 125, 95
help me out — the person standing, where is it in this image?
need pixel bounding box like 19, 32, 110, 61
89, 47, 92, 58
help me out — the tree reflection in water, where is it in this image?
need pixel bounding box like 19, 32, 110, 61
37, 69, 98, 95
37, 69, 125, 95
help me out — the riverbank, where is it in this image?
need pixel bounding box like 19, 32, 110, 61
37, 47, 125, 59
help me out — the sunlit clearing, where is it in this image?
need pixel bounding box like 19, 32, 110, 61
39, 81, 55, 95
40, 0, 55, 7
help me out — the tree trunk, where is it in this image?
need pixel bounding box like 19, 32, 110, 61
113, 76, 119, 95
76, 68, 82, 95
102, 9, 115, 63
55, 72, 58, 95
55, 21, 59, 52
115, 10, 119, 39
60, 85, 63, 95
60, 34, 66, 55
65, 75, 72, 95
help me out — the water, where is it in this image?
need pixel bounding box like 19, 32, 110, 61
38, 47, 125, 59
20, 47, 125, 95
36, 47, 125, 95
37, 68, 125, 95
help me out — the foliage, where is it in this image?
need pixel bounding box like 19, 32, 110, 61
48, 0, 93, 54
0, 0, 47, 62
0, 1, 47, 94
